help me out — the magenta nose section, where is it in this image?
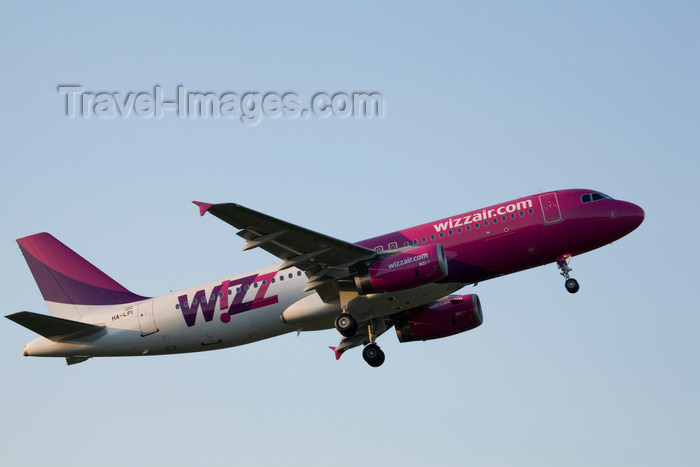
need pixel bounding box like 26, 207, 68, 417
618, 201, 645, 233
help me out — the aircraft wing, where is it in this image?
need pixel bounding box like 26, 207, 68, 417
194, 202, 379, 302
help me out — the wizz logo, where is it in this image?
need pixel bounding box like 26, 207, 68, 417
177, 272, 278, 327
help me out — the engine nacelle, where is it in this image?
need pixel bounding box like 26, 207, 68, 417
354, 244, 448, 295
395, 294, 483, 342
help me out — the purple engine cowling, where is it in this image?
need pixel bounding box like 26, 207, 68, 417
395, 294, 483, 342
354, 244, 448, 294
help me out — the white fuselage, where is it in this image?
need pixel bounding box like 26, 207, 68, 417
24, 264, 309, 358
24, 261, 462, 359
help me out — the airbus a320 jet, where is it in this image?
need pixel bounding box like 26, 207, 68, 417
7, 189, 644, 367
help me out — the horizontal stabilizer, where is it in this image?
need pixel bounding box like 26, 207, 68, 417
6, 311, 105, 342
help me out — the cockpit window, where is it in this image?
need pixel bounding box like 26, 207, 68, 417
581, 192, 613, 203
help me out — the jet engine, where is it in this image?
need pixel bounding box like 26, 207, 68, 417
354, 244, 448, 294
395, 294, 483, 342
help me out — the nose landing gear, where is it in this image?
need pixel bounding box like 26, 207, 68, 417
557, 255, 580, 294
565, 278, 580, 294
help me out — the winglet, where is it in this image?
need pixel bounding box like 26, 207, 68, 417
328, 346, 344, 361
192, 201, 214, 217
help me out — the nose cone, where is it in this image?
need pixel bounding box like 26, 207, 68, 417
626, 202, 644, 228
617, 201, 645, 234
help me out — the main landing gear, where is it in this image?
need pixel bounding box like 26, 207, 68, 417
334, 311, 386, 367
557, 255, 580, 294
362, 318, 385, 367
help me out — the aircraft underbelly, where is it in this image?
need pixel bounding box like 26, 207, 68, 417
282, 282, 464, 330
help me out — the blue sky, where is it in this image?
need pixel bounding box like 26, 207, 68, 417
1, 2, 698, 466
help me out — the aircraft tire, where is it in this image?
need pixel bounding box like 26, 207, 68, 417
335, 313, 358, 337
363, 344, 385, 367
565, 278, 580, 294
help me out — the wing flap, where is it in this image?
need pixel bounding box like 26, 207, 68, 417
241, 230, 289, 252
6, 311, 105, 342
279, 248, 333, 271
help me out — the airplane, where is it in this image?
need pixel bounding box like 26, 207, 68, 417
6, 189, 644, 367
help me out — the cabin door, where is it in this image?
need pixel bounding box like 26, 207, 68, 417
539, 193, 562, 224
137, 301, 158, 336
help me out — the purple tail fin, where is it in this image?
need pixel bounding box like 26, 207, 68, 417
18, 233, 149, 318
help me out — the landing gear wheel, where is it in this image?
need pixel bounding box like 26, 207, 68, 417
334, 313, 358, 337
565, 278, 580, 294
557, 255, 580, 294
362, 344, 385, 367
